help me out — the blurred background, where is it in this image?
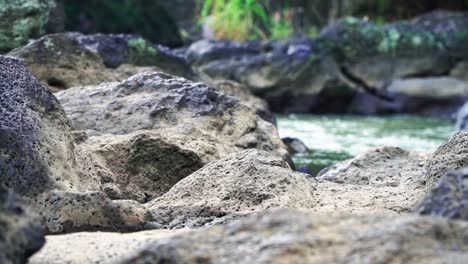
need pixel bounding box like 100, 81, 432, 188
56, 0, 468, 45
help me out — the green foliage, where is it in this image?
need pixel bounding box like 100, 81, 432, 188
199, 0, 270, 40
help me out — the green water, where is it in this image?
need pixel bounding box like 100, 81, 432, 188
276, 114, 455, 175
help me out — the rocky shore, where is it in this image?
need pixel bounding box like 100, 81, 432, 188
1, 2, 468, 263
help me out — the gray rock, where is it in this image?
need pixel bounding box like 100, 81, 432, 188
0, 55, 98, 197
146, 149, 315, 229
456, 102, 468, 130
426, 131, 468, 190
0, 185, 45, 264
282, 137, 309, 154
56, 72, 288, 159
417, 168, 468, 220
122, 209, 468, 264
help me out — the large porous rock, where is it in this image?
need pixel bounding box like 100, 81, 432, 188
0, 55, 152, 234
184, 11, 468, 115
121, 209, 468, 264
314, 146, 429, 213
0, 0, 62, 53
146, 149, 315, 229
426, 132, 468, 190
417, 168, 468, 220
0, 185, 45, 264
7, 33, 161, 92
56, 72, 288, 158
0, 55, 99, 197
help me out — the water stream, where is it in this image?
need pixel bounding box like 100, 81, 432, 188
276, 114, 455, 175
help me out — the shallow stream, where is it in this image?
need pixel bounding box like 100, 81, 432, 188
276, 114, 455, 175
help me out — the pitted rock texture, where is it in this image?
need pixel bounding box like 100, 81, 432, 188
318, 146, 428, 187
0, 185, 45, 264
0, 55, 99, 197
313, 146, 429, 214
426, 131, 468, 190
122, 209, 468, 264
146, 149, 315, 229
56, 72, 288, 159
34, 191, 153, 234
417, 168, 468, 220
80, 130, 210, 202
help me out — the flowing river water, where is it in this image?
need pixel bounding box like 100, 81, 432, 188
276, 114, 456, 175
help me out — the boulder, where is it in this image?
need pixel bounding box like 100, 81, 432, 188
0, 55, 152, 234
0, 55, 98, 197
0, 185, 45, 264
282, 137, 309, 155
122, 209, 468, 264
417, 168, 468, 220
314, 146, 429, 214
55, 72, 288, 158
146, 149, 315, 229
426, 132, 468, 190
0, 0, 61, 52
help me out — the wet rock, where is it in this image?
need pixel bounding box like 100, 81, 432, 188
146, 149, 315, 229
56, 72, 288, 159
426, 132, 468, 190
0, 55, 99, 197
0, 185, 45, 264
282, 137, 309, 155
122, 209, 468, 264
417, 168, 468, 220
0, 0, 61, 52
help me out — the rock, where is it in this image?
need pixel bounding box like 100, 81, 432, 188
121, 209, 468, 264
56, 72, 288, 158
29, 230, 183, 264
426, 132, 468, 190
282, 137, 309, 154
318, 146, 428, 187
36, 191, 153, 234
0, 0, 61, 52
7, 33, 158, 92
0, 185, 45, 264
417, 168, 468, 220
314, 146, 429, 214
451, 61, 468, 82
0, 55, 98, 197
146, 149, 315, 229
456, 102, 468, 130
183, 11, 468, 115
79, 131, 209, 202
0, 55, 153, 234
